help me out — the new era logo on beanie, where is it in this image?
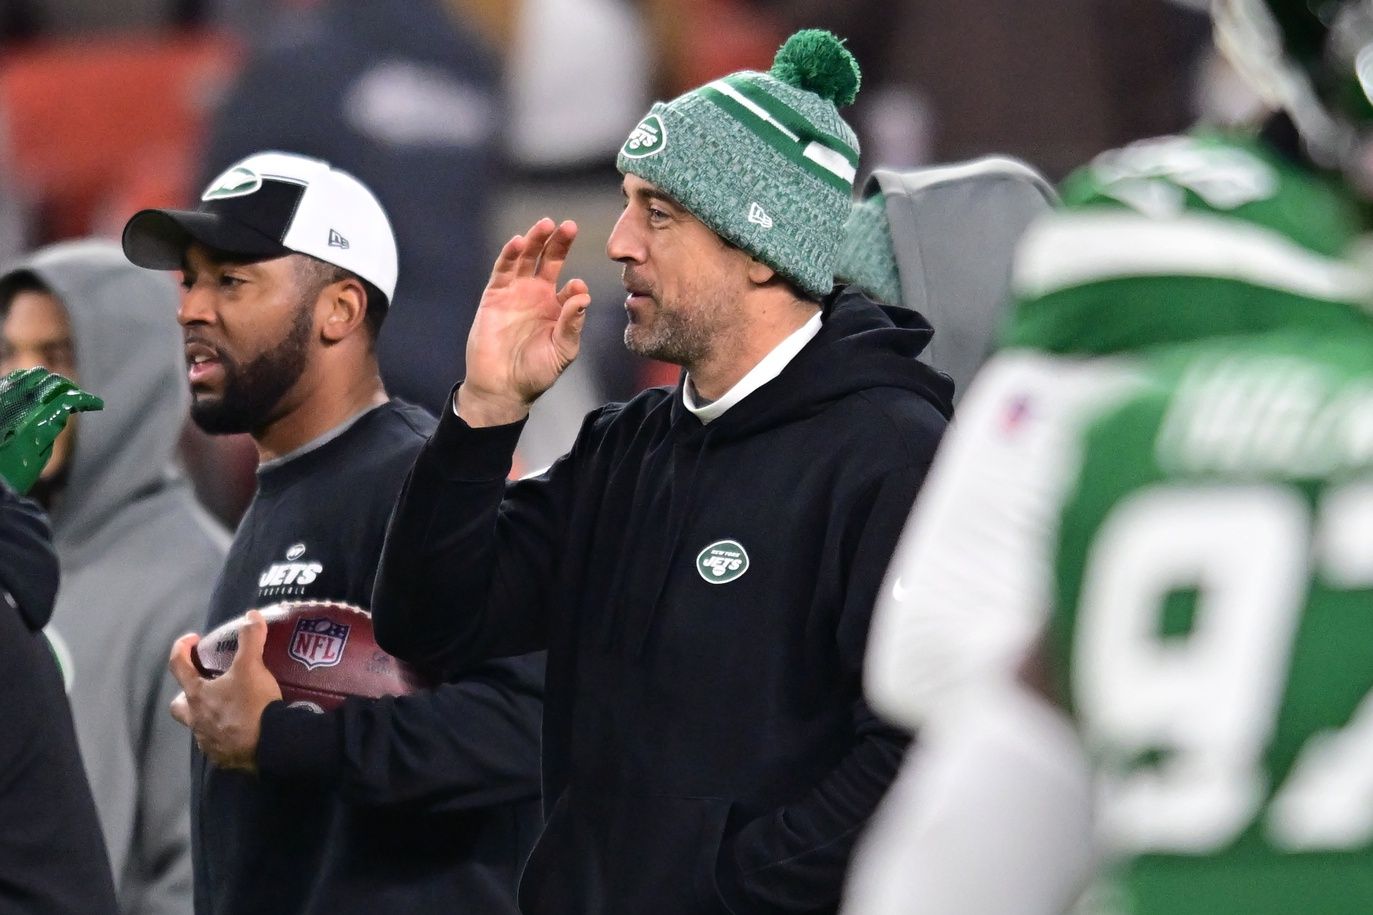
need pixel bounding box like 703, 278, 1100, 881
122, 151, 398, 306
616, 29, 861, 299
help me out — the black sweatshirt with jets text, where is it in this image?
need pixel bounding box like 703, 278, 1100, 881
194, 401, 544, 915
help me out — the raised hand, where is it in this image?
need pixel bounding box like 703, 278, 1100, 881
457, 218, 592, 427
0, 367, 103, 495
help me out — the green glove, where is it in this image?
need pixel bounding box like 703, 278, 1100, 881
0, 367, 103, 495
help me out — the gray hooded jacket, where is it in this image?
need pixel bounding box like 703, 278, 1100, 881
0, 240, 228, 915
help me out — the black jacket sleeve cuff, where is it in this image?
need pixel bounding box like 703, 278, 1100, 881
0, 483, 58, 631
256, 701, 344, 781
428, 383, 527, 481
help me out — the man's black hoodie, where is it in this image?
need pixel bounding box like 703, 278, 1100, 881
374, 290, 953, 914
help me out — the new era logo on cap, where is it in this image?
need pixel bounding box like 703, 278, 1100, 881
122, 151, 399, 305
748, 202, 774, 229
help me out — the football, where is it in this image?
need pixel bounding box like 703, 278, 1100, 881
192, 600, 434, 712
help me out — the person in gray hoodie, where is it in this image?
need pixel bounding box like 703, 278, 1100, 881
0, 239, 229, 915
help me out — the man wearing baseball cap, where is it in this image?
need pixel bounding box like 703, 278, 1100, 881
372, 32, 953, 913
123, 151, 544, 915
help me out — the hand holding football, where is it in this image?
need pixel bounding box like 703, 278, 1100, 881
192, 600, 434, 712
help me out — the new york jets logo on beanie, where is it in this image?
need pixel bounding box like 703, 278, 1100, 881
617, 30, 862, 299
622, 114, 667, 158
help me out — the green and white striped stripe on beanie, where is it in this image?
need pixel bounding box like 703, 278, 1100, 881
617, 30, 862, 299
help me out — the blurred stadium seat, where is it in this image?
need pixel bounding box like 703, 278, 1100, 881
0, 32, 240, 242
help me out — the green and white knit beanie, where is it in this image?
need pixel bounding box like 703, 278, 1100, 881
616, 29, 862, 300
835, 191, 902, 306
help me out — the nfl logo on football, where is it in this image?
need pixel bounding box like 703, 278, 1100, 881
288, 617, 351, 671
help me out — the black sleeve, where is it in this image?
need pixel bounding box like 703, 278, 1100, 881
0, 481, 59, 631
255, 652, 544, 812
717, 467, 925, 912
0, 489, 120, 914
372, 398, 586, 677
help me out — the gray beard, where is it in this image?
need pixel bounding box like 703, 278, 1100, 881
622, 298, 717, 368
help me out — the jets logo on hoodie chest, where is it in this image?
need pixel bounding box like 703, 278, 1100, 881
256, 542, 324, 600
695, 539, 750, 583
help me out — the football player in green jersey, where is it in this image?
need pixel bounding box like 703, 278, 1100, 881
845, 2, 1373, 914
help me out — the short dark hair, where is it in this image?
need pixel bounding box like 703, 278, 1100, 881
0, 271, 52, 313
293, 255, 388, 340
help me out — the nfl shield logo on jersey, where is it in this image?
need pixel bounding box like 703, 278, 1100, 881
288, 617, 351, 671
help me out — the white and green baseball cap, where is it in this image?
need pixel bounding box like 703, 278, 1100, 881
122, 151, 398, 305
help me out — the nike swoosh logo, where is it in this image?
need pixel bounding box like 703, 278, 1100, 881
891, 576, 911, 603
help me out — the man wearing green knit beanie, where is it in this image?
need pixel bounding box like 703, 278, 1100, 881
615, 28, 863, 300
371, 29, 954, 915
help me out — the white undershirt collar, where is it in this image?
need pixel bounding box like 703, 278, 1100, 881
683, 312, 822, 424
